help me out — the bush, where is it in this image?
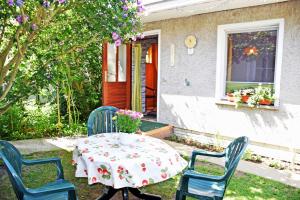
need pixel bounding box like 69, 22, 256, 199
0, 102, 87, 140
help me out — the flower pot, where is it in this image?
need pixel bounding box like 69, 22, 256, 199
241, 95, 249, 103
259, 99, 272, 105
227, 93, 235, 102
118, 132, 136, 145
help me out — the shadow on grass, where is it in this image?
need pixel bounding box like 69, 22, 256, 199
0, 150, 299, 200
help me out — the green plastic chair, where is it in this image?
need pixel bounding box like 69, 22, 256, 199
0, 140, 77, 200
176, 136, 248, 200
87, 106, 118, 136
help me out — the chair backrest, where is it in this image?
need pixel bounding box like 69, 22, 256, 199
224, 136, 248, 186
0, 140, 26, 200
87, 106, 118, 136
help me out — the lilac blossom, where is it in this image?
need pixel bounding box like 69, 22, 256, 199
115, 38, 122, 47
16, 15, 28, 24
122, 5, 128, 11
58, 0, 66, 4
112, 32, 119, 41
43, 0, 50, 8
7, 0, 14, 6
31, 23, 38, 31
123, 13, 128, 18
137, 5, 145, 13
16, 0, 24, 7
137, 0, 142, 5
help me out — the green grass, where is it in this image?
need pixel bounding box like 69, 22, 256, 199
0, 150, 299, 200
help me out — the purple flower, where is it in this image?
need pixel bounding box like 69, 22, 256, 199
122, 5, 128, 11
7, 0, 14, 6
43, 0, 50, 8
137, 0, 142, 5
58, 0, 66, 4
16, 0, 23, 7
31, 23, 37, 31
16, 15, 28, 24
112, 32, 119, 41
123, 13, 128, 18
137, 5, 145, 13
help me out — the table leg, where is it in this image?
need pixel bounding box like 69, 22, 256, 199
129, 188, 162, 200
96, 186, 118, 200
122, 188, 129, 200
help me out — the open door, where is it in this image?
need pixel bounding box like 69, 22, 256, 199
145, 43, 158, 114
102, 43, 131, 109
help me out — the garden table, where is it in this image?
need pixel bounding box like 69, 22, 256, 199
72, 133, 187, 200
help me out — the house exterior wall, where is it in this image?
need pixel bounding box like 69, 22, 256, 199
144, 1, 300, 150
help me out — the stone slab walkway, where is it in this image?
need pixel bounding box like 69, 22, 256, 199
9, 137, 300, 188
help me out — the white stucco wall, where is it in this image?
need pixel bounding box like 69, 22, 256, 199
145, 1, 300, 150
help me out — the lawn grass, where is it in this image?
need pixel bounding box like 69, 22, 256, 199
0, 150, 299, 200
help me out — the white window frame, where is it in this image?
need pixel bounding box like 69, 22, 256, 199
215, 19, 284, 107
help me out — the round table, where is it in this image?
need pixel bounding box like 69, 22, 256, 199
72, 133, 187, 199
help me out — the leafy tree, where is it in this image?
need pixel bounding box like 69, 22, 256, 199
0, 0, 144, 115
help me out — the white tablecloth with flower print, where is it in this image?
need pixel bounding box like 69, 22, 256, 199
72, 133, 187, 189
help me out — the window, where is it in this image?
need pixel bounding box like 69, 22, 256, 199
215, 19, 284, 106
107, 44, 127, 82
146, 46, 153, 64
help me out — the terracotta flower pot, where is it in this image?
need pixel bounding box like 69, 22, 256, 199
227, 93, 235, 102
259, 99, 272, 105
241, 95, 249, 103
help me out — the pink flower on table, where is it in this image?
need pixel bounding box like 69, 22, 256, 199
88, 156, 94, 162
98, 168, 103, 174
142, 179, 148, 186
102, 169, 109, 175
161, 172, 167, 179
92, 177, 97, 183
104, 152, 109, 157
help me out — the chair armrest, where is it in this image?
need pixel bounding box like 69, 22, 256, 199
26, 180, 76, 198
189, 150, 225, 170
22, 158, 64, 179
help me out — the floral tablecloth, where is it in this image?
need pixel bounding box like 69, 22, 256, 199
72, 133, 187, 189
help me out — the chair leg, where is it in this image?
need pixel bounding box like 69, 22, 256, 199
175, 190, 186, 200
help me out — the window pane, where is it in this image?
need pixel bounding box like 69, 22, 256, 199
118, 45, 127, 82
107, 44, 117, 82
226, 30, 277, 92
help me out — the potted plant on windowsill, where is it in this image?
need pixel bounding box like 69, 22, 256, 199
113, 109, 143, 145
232, 88, 255, 107
248, 86, 275, 107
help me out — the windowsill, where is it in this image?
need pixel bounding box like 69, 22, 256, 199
215, 100, 279, 110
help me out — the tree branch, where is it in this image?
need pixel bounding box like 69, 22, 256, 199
0, 56, 21, 102
0, 102, 13, 115
0, 18, 7, 44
